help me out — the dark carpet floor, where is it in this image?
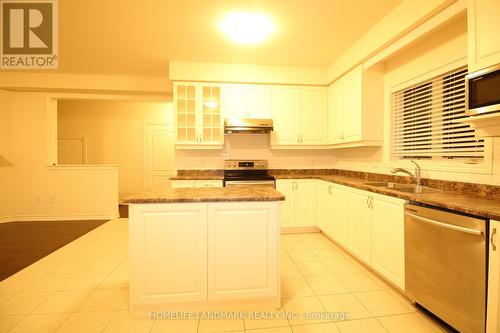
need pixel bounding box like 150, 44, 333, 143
0, 220, 107, 281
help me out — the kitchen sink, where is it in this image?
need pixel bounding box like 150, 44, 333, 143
363, 182, 439, 194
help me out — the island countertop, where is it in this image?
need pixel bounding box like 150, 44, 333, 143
123, 186, 285, 203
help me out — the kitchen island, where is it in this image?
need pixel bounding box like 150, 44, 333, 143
123, 187, 285, 317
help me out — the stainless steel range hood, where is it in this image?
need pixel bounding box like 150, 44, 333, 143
224, 118, 273, 134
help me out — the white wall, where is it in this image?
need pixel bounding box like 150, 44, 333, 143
176, 134, 337, 170
58, 100, 174, 200
333, 14, 500, 185
0, 90, 119, 222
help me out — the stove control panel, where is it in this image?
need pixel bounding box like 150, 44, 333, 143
224, 160, 268, 170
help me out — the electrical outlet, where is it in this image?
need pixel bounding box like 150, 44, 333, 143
35, 196, 41, 204
49, 197, 55, 204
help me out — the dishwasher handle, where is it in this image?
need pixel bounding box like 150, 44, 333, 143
405, 212, 483, 236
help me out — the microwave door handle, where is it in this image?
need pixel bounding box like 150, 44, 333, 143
405, 212, 483, 236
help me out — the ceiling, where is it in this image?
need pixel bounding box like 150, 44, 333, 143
53, 0, 403, 76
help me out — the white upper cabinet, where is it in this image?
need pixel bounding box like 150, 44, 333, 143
223, 84, 271, 119
327, 64, 384, 148
468, 0, 500, 72
174, 82, 223, 149
270, 85, 328, 147
300, 86, 328, 145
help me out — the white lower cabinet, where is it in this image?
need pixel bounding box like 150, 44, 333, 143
330, 185, 350, 247
487, 220, 500, 333
171, 180, 223, 188
207, 202, 279, 300
315, 180, 405, 290
129, 203, 208, 304
370, 194, 405, 290
129, 201, 280, 313
276, 179, 315, 229
347, 189, 372, 264
317, 181, 333, 236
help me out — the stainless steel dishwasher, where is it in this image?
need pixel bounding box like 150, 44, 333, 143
405, 203, 487, 333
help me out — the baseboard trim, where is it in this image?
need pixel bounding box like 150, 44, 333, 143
0, 214, 119, 224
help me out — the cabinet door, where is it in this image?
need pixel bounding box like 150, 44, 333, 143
371, 195, 405, 290
317, 181, 333, 237
129, 203, 207, 304
276, 180, 294, 228
300, 86, 328, 145
243, 85, 271, 118
270, 86, 299, 145
487, 220, 500, 333
223, 84, 270, 119
175, 83, 198, 144
200, 85, 223, 144
328, 80, 344, 144
171, 180, 195, 188
331, 185, 349, 247
468, 0, 500, 72
195, 180, 223, 188
294, 180, 314, 227
343, 66, 362, 142
223, 84, 246, 119
347, 190, 372, 264
207, 202, 279, 300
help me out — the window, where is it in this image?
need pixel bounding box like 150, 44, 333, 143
392, 66, 484, 160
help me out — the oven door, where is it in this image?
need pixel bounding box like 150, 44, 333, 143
466, 64, 500, 115
224, 180, 276, 188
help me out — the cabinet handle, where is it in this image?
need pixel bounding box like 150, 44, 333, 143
366, 196, 370, 208
369, 196, 374, 209
492, 228, 497, 251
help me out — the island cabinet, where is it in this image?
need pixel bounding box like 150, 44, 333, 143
276, 179, 315, 230
468, 0, 500, 72
487, 220, 500, 333
128, 200, 280, 315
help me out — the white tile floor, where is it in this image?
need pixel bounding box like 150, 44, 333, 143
0, 218, 450, 333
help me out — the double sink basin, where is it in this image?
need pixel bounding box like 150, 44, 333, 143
363, 182, 440, 194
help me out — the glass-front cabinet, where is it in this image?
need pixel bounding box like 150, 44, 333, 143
174, 82, 223, 148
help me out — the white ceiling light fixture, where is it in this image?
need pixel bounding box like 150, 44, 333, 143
219, 12, 275, 45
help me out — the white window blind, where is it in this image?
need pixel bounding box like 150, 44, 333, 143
392, 66, 484, 160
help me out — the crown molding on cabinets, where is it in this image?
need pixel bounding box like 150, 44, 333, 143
169, 61, 329, 86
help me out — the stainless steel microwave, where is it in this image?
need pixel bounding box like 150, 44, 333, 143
466, 63, 500, 116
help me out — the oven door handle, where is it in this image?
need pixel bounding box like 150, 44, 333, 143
405, 212, 483, 236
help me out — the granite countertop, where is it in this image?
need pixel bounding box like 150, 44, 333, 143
170, 170, 223, 180
123, 187, 285, 204
272, 173, 500, 221
170, 176, 224, 180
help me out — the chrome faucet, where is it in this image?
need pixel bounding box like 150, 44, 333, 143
391, 160, 422, 187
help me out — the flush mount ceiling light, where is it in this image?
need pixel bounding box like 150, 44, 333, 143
219, 12, 275, 45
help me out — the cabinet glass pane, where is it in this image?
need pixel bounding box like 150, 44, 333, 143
177, 128, 186, 141
187, 100, 195, 113
187, 128, 196, 141
177, 85, 186, 99
187, 114, 196, 127
187, 86, 195, 99
177, 100, 186, 113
